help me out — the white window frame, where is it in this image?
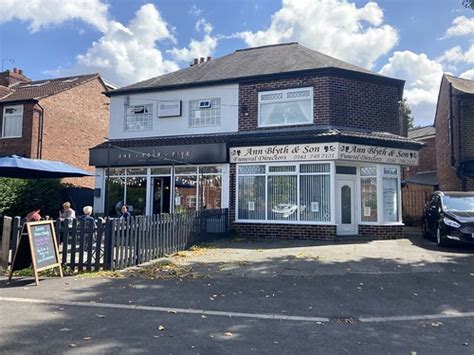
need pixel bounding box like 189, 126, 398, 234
258, 87, 314, 128
124, 104, 153, 132
189, 98, 221, 128
235, 161, 335, 225
2, 105, 23, 138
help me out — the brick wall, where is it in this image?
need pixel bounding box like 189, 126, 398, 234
0, 102, 38, 157
232, 223, 337, 240
238, 73, 401, 134
435, 79, 461, 191
460, 94, 474, 162
405, 136, 436, 176
39, 78, 109, 187
358, 225, 404, 239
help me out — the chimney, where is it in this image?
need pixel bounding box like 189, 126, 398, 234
199, 57, 205, 64
206, 56, 212, 62
190, 58, 199, 67
0, 68, 31, 87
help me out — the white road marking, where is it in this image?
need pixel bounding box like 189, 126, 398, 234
360, 311, 474, 323
0, 296, 329, 323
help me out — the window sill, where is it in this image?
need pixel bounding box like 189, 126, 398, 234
235, 219, 335, 226
258, 122, 313, 129
0, 135, 22, 139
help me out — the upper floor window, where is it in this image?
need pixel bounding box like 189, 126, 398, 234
189, 98, 221, 127
2, 105, 23, 138
258, 87, 313, 127
125, 104, 153, 131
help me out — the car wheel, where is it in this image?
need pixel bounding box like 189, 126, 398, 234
436, 227, 447, 247
422, 219, 430, 239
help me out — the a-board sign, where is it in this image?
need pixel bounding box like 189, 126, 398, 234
8, 220, 63, 286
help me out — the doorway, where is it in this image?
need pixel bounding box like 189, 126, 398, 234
152, 177, 171, 214
336, 177, 357, 235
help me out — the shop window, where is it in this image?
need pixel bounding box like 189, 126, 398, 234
175, 175, 197, 212
2, 106, 23, 138
237, 162, 331, 223
125, 104, 153, 131
125, 176, 147, 215
199, 175, 222, 209
360, 166, 377, 222
151, 167, 172, 175
382, 166, 399, 222
107, 177, 126, 216
258, 87, 313, 127
189, 98, 221, 127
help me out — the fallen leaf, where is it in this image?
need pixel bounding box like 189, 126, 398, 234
159, 325, 165, 331
95, 314, 106, 318
69, 344, 77, 348
83, 337, 92, 341
463, 342, 469, 346
59, 328, 72, 332
201, 315, 207, 319
431, 322, 442, 327
224, 332, 233, 337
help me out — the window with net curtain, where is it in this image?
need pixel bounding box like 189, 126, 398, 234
360, 166, 377, 222
258, 87, 313, 127
382, 167, 399, 222
237, 163, 331, 222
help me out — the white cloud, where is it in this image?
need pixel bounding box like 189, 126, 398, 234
444, 16, 474, 37
0, 0, 109, 32
168, 19, 218, 63
461, 69, 474, 80
438, 44, 474, 64
48, 4, 179, 86
380, 51, 444, 123
234, 0, 398, 69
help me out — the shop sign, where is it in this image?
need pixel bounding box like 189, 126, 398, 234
230, 143, 419, 166
90, 143, 227, 167
158, 100, 182, 118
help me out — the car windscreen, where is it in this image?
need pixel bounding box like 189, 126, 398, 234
442, 196, 474, 212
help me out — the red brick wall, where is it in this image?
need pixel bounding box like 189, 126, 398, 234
405, 136, 436, 176
238, 74, 402, 135
0, 102, 38, 157
435, 79, 461, 191
38, 78, 109, 187
358, 225, 404, 239
460, 95, 474, 162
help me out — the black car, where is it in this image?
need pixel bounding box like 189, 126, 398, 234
422, 191, 474, 246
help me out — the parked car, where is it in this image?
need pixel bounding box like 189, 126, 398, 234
422, 191, 474, 246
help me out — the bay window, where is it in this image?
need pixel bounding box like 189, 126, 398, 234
237, 163, 331, 223
382, 166, 400, 222
258, 87, 313, 127
360, 166, 378, 222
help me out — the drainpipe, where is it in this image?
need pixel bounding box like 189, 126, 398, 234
449, 83, 455, 167
33, 102, 44, 159
457, 99, 467, 191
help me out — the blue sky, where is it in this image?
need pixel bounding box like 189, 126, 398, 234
1, 0, 473, 126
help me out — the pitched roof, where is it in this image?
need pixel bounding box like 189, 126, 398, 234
0, 86, 14, 99
408, 125, 436, 140
110, 43, 402, 95
444, 74, 474, 94
0, 73, 102, 103
92, 126, 423, 151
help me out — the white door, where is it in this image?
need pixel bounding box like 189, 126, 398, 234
336, 178, 357, 235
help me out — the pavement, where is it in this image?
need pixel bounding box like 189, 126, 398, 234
1, 233, 474, 354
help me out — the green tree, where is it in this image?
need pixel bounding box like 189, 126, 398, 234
463, 0, 473, 9
400, 97, 415, 130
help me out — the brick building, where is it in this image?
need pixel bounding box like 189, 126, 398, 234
434, 74, 474, 191
402, 126, 437, 223
0, 69, 110, 187
90, 43, 423, 239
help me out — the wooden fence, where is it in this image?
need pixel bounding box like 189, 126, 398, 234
0, 209, 228, 272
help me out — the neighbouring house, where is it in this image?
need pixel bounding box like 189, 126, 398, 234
90, 42, 423, 239
402, 125, 437, 224
434, 74, 474, 191
0, 69, 110, 189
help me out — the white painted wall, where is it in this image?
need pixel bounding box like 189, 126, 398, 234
108, 84, 238, 139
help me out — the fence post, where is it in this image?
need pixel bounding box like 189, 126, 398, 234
0, 216, 12, 269
103, 218, 115, 270
10, 217, 21, 260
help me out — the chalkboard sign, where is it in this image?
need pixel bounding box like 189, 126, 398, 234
8, 221, 63, 285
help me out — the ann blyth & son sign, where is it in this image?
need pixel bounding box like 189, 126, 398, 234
229, 143, 419, 166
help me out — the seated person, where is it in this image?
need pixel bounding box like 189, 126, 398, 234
26, 207, 42, 222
